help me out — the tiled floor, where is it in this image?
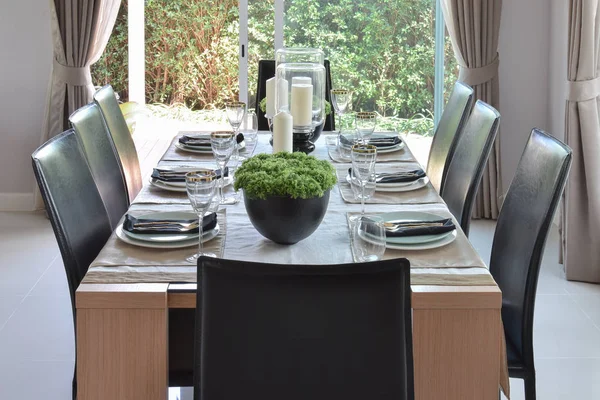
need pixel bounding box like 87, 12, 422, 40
1, 212, 599, 399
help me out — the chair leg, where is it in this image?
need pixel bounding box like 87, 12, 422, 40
524, 374, 536, 400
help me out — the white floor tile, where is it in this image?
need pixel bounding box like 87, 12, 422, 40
534, 358, 600, 399
0, 295, 74, 361
571, 294, 600, 331
0, 359, 73, 400
0, 296, 24, 331
29, 256, 69, 297
533, 294, 600, 358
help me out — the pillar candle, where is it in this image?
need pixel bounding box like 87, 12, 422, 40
291, 83, 313, 127
276, 78, 289, 111
292, 76, 312, 86
272, 112, 293, 153
265, 77, 275, 118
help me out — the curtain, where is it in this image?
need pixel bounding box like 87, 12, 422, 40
441, 0, 503, 219
563, 0, 600, 282
35, 0, 121, 209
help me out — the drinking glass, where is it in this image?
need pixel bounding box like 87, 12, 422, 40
330, 89, 353, 135
240, 110, 258, 144
350, 169, 376, 217
350, 144, 377, 220
225, 101, 247, 168
352, 216, 386, 262
186, 170, 217, 262
211, 132, 237, 205
355, 112, 377, 144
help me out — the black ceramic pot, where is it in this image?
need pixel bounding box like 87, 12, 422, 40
243, 190, 330, 244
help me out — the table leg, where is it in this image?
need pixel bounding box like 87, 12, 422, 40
412, 308, 502, 400
76, 284, 169, 400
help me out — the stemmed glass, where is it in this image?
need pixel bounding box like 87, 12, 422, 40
186, 170, 217, 262
225, 101, 247, 166
350, 144, 377, 221
355, 112, 377, 144
330, 89, 353, 135
350, 169, 376, 217
240, 110, 258, 144
210, 131, 237, 205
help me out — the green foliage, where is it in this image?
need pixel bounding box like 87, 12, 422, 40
92, 0, 458, 135
234, 152, 337, 199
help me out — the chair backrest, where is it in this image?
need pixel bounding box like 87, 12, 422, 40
194, 257, 414, 400
441, 100, 500, 236
255, 59, 335, 131
93, 85, 143, 203
69, 103, 129, 229
490, 128, 572, 365
31, 130, 113, 312
426, 81, 474, 193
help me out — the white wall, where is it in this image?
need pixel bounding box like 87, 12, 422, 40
0, 1, 52, 210
498, 0, 552, 193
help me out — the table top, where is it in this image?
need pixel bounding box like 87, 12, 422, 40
80, 131, 498, 298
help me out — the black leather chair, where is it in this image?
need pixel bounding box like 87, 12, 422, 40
193, 257, 414, 400
31, 129, 113, 399
490, 128, 572, 400
426, 81, 474, 193
441, 100, 500, 236
69, 103, 129, 229
93, 84, 143, 203
255, 59, 335, 131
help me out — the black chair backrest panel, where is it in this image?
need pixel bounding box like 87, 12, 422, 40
490, 128, 572, 362
441, 100, 500, 236
426, 81, 474, 193
94, 85, 143, 203
69, 103, 129, 229
31, 130, 112, 308
255, 59, 334, 131
195, 257, 414, 400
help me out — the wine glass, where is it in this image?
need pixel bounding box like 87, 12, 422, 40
186, 170, 217, 262
355, 112, 377, 144
225, 101, 247, 168
352, 216, 386, 262
330, 89, 353, 135
351, 144, 377, 220
211, 131, 237, 205
240, 110, 258, 144
350, 169, 376, 217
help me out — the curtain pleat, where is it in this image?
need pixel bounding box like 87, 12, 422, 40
442, 0, 503, 220
564, 0, 600, 282
35, 0, 121, 209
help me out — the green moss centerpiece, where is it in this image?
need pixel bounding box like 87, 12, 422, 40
234, 152, 337, 244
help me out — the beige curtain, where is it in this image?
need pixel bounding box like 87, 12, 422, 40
35, 0, 121, 209
441, 0, 503, 219
563, 0, 600, 282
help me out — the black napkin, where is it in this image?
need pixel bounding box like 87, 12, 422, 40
179, 134, 211, 147
123, 212, 217, 234
385, 218, 455, 237
236, 133, 244, 144
151, 167, 229, 183
348, 168, 426, 184
340, 133, 402, 148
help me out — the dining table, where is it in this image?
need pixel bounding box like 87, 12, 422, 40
75, 130, 508, 400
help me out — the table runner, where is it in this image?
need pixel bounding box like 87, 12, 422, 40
336, 163, 441, 205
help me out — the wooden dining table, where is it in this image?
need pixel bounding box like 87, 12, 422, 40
75, 131, 507, 400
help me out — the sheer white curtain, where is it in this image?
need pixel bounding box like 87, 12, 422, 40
35, 0, 121, 209
563, 0, 600, 282
441, 0, 503, 219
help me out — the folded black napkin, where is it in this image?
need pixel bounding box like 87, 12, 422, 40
123, 212, 217, 234
385, 218, 455, 237
151, 167, 229, 183
236, 133, 244, 144
340, 133, 402, 148
348, 168, 426, 184
179, 134, 211, 147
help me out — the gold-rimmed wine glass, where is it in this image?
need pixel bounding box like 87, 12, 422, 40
355, 111, 377, 144
186, 170, 217, 262
330, 89, 353, 135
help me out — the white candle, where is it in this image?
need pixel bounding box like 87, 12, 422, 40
272, 112, 293, 153
292, 76, 312, 86
276, 78, 289, 111
265, 77, 275, 118
291, 83, 313, 127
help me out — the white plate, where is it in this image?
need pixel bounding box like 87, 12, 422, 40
117, 224, 219, 248
345, 175, 429, 192
175, 140, 246, 154
149, 176, 233, 192
380, 211, 456, 247
341, 134, 405, 153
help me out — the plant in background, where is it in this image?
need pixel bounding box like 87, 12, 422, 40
234, 152, 337, 199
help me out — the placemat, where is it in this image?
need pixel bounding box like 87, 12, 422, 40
326, 137, 416, 163
336, 164, 442, 205
84, 206, 226, 277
